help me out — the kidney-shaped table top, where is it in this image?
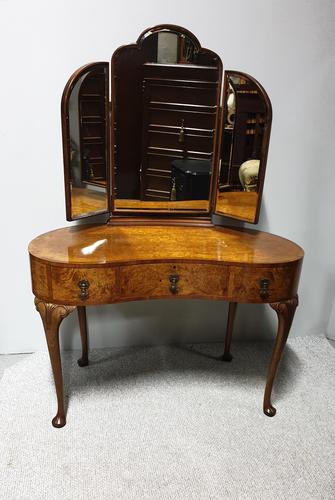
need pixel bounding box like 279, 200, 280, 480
28, 223, 304, 268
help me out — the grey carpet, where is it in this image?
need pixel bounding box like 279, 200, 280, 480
0, 338, 334, 499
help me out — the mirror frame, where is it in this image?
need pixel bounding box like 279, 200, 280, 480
110, 24, 223, 220
61, 62, 111, 221
211, 70, 272, 223
61, 27, 272, 225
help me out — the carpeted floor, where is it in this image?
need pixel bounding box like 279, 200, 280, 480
0, 338, 334, 499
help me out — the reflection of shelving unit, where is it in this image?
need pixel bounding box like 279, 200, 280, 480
78, 69, 107, 188
141, 63, 218, 201
220, 78, 266, 192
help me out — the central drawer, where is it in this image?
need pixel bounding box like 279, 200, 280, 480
119, 263, 228, 299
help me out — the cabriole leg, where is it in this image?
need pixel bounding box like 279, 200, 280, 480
77, 306, 89, 367
34, 298, 75, 428
221, 302, 237, 362
263, 295, 298, 417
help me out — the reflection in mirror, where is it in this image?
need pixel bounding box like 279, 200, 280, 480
215, 71, 271, 222
112, 26, 222, 213
65, 65, 109, 220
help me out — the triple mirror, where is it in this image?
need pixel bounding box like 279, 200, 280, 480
62, 25, 272, 224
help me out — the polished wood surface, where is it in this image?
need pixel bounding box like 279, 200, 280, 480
114, 199, 208, 212
29, 223, 303, 426
77, 306, 89, 367
29, 224, 303, 267
265, 296, 298, 416
35, 299, 76, 428
222, 302, 237, 362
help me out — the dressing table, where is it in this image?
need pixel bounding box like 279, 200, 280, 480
28, 25, 304, 428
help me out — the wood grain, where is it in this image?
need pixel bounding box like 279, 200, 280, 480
119, 263, 228, 299
34, 299, 76, 428
28, 224, 304, 267
29, 224, 303, 427
50, 266, 117, 305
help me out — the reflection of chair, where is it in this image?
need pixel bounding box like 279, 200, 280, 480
171, 159, 211, 201
239, 159, 260, 192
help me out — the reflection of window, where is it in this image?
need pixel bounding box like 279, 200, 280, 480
157, 33, 178, 64
156, 33, 196, 64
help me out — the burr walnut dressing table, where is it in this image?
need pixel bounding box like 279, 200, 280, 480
28, 25, 304, 428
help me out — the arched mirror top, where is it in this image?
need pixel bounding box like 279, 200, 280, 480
226, 70, 272, 123
137, 24, 201, 51
112, 24, 221, 69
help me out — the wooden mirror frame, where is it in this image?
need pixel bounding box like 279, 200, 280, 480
211, 70, 272, 223
110, 24, 223, 224
61, 26, 272, 226
61, 62, 111, 221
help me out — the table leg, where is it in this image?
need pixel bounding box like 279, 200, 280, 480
34, 298, 75, 428
221, 302, 237, 362
263, 295, 298, 417
77, 306, 89, 367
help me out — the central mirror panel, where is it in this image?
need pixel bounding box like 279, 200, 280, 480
111, 26, 222, 214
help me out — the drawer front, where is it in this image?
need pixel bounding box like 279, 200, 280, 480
50, 267, 117, 305
228, 263, 301, 303
119, 263, 228, 299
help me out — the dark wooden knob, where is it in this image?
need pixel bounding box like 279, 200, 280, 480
78, 279, 90, 300
259, 279, 270, 299
169, 274, 179, 294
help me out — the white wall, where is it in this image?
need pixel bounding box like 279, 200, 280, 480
1, 0, 335, 353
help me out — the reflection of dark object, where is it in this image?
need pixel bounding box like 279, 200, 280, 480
70, 140, 82, 187
117, 38, 218, 201
171, 159, 211, 200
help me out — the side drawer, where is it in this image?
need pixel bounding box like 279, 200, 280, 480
50, 266, 117, 305
228, 263, 302, 303
119, 263, 228, 299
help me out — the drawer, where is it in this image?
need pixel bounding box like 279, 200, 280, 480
50, 266, 117, 305
228, 264, 301, 303
119, 263, 228, 299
